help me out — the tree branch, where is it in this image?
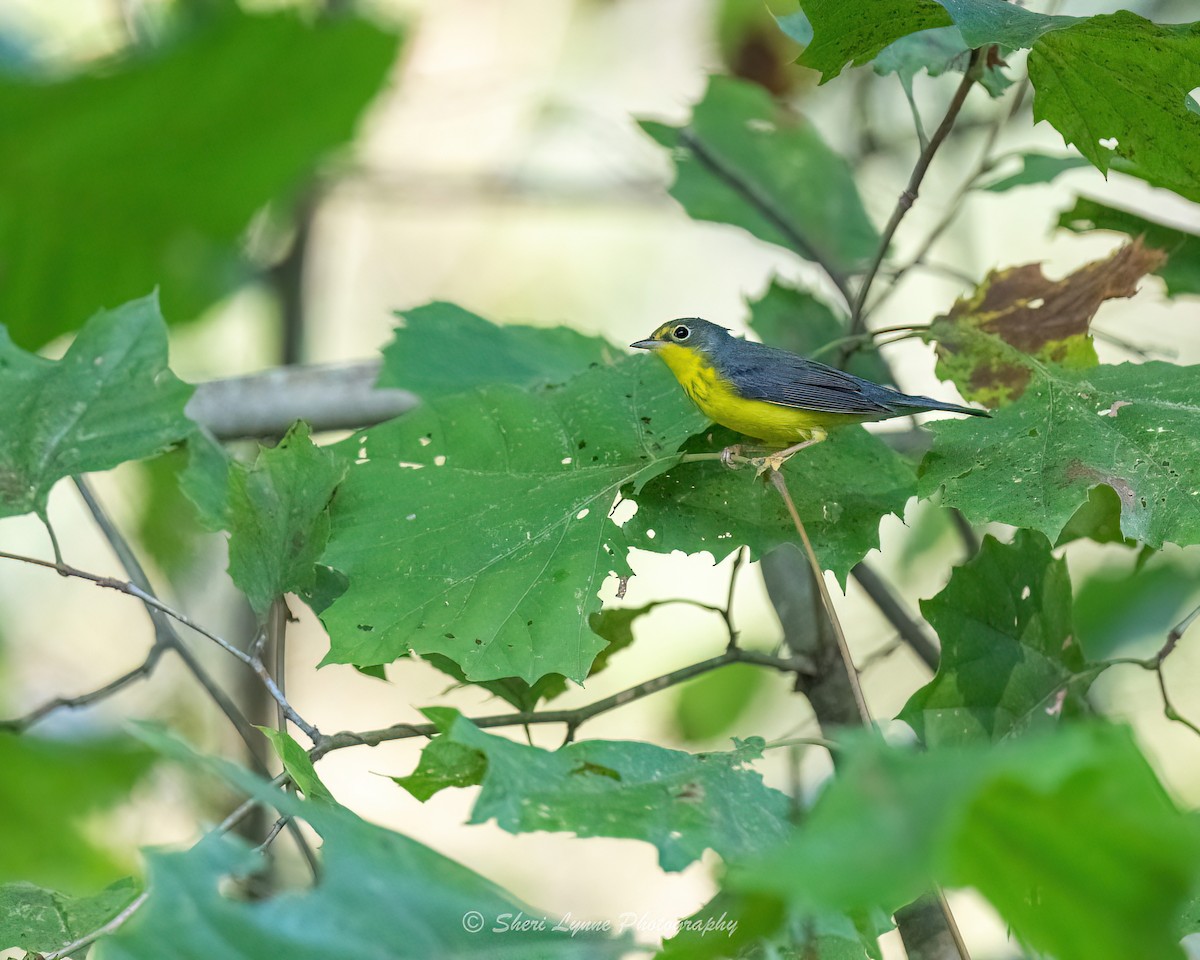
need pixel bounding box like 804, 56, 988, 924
847, 48, 983, 340
852, 562, 939, 670
310, 647, 810, 761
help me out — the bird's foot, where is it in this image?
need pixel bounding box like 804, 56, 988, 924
748, 430, 828, 476
719, 444, 744, 469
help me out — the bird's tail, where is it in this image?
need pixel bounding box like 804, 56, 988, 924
899, 394, 991, 418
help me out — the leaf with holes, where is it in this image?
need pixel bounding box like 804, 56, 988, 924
1029, 12, 1200, 203
920, 361, 1200, 549
925, 241, 1164, 407
393, 711, 791, 872
0, 293, 193, 522
899, 531, 1094, 747
625, 426, 916, 585
640, 76, 878, 275
319, 354, 704, 683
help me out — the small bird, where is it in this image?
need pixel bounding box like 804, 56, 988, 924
631, 318, 988, 472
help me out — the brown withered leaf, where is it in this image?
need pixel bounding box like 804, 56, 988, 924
926, 239, 1166, 407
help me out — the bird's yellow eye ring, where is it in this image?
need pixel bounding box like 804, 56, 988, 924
672, 324, 691, 341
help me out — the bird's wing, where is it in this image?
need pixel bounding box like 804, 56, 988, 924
725, 348, 904, 416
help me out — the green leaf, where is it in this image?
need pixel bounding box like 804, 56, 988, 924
0, 878, 139, 954
673, 664, 768, 743
0, 293, 193, 521
0, 9, 399, 349
981, 153, 1094, 192
177, 428, 232, 533
100, 758, 627, 960
920, 361, 1200, 549
1029, 13, 1200, 203
934, 0, 1074, 48
730, 724, 1200, 960
926, 241, 1163, 406
746, 280, 889, 385
899, 531, 1092, 747
320, 353, 704, 683
0, 732, 153, 891
377, 302, 614, 399
873, 27, 1011, 99
1073, 555, 1200, 661
257, 727, 335, 805
625, 426, 916, 585
640, 76, 878, 274
394, 712, 791, 872
1058, 196, 1200, 298
794, 0, 951, 81
226, 422, 347, 616
426, 603, 652, 713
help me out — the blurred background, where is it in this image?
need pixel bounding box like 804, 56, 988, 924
1, 0, 1198, 956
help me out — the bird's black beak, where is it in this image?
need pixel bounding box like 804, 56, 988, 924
629, 339, 661, 350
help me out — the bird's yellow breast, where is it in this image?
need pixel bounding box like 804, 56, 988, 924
656, 343, 862, 445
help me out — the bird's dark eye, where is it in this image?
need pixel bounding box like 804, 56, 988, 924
672, 324, 691, 341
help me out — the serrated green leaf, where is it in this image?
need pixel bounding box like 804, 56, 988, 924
394, 713, 791, 872
794, 0, 951, 81
0, 9, 399, 349
378, 302, 615, 399
920, 361, 1200, 548
0, 878, 139, 954
899, 531, 1092, 747
1058, 196, 1200, 298
0, 732, 153, 891
730, 724, 1200, 960
747, 280, 889, 385
625, 426, 915, 585
421, 603, 650, 711
1029, 13, 1200, 203
393, 736, 489, 803
226, 422, 346, 616
257, 727, 335, 804
0, 293, 193, 521
640, 76, 878, 274
981, 153, 1094, 192
320, 354, 704, 683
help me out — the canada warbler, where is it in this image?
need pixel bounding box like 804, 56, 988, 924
631, 318, 988, 471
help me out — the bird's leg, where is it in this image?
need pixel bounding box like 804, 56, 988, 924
751, 427, 828, 476
719, 443, 744, 469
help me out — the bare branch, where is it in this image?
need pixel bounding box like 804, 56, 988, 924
847, 48, 983, 341
852, 562, 940, 670
185, 360, 416, 441
311, 647, 809, 761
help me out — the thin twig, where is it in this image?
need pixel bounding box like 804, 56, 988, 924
42, 890, 150, 960
847, 48, 982, 340
723, 546, 748, 650
677, 129, 855, 310
311, 647, 809, 761
766, 469, 872, 724
0, 545, 321, 744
